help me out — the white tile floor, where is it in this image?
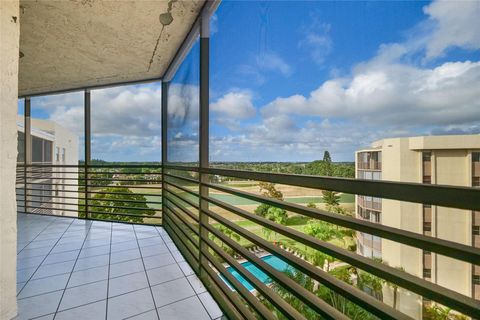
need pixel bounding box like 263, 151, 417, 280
16, 214, 224, 320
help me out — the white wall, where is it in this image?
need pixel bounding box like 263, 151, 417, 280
0, 0, 19, 318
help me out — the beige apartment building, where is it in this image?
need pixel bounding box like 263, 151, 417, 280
16, 117, 79, 216
355, 135, 480, 319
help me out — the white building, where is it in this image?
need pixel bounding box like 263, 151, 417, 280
16, 117, 79, 217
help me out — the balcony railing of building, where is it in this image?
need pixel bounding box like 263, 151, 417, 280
16, 164, 162, 225
161, 165, 480, 320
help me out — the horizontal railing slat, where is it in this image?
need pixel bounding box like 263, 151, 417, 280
204, 168, 480, 211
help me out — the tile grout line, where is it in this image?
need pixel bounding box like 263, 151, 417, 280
133, 224, 161, 320
19, 251, 180, 285
52, 218, 95, 319
105, 221, 114, 320
17, 217, 59, 255
30, 277, 200, 320
154, 225, 214, 319
17, 218, 76, 298
17, 267, 190, 303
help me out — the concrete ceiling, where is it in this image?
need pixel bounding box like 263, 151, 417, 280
18, 0, 205, 96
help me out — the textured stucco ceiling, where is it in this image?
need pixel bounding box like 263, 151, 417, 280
18, 0, 204, 96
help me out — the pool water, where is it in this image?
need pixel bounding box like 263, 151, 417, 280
222, 255, 292, 291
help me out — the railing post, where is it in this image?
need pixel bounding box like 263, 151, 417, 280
161, 82, 168, 225
199, 12, 210, 276
24, 97, 31, 213
84, 89, 91, 219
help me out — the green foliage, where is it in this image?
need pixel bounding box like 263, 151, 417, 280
254, 203, 271, 217
322, 190, 340, 208
423, 305, 468, 320
304, 220, 342, 242
306, 202, 317, 209
255, 183, 286, 239
210, 225, 241, 258
323, 151, 332, 164
211, 158, 355, 179
264, 268, 377, 320
266, 207, 288, 225
258, 182, 284, 200
83, 187, 155, 223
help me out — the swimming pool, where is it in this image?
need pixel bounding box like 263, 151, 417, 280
222, 255, 293, 291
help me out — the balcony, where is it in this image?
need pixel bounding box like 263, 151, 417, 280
3, 1, 480, 320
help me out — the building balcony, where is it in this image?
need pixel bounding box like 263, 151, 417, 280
2, 1, 480, 320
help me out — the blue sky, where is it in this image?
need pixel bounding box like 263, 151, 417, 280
24, 0, 480, 163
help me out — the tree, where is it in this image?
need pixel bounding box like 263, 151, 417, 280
258, 182, 284, 200
423, 305, 467, 320
320, 150, 344, 215
254, 182, 288, 230
304, 220, 344, 270
254, 203, 271, 217
266, 269, 319, 320
265, 206, 288, 241
322, 190, 340, 211
304, 220, 342, 242
264, 268, 375, 319
83, 187, 156, 223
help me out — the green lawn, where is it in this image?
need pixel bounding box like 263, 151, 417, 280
151, 191, 354, 207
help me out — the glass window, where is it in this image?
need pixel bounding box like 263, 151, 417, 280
423, 152, 432, 162
167, 39, 200, 164
31, 92, 83, 164
55, 147, 60, 162
473, 177, 480, 187
44, 141, 52, 162
17, 131, 25, 163
473, 152, 480, 163
32, 136, 43, 163
473, 226, 480, 236
91, 83, 161, 162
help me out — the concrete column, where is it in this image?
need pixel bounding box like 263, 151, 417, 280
0, 0, 19, 319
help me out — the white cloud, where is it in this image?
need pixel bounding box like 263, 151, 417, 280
423, 0, 480, 59
211, 91, 256, 120
46, 85, 162, 138
262, 60, 480, 127
237, 51, 293, 84
256, 52, 293, 76
299, 19, 332, 66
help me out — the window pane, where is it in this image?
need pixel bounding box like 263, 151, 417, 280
91, 83, 161, 162
167, 39, 200, 164
32, 136, 43, 163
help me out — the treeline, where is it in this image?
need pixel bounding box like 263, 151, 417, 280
211, 160, 354, 178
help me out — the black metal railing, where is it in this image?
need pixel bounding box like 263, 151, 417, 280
162, 164, 480, 320
15, 162, 480, 318
15, 164, 162, 225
